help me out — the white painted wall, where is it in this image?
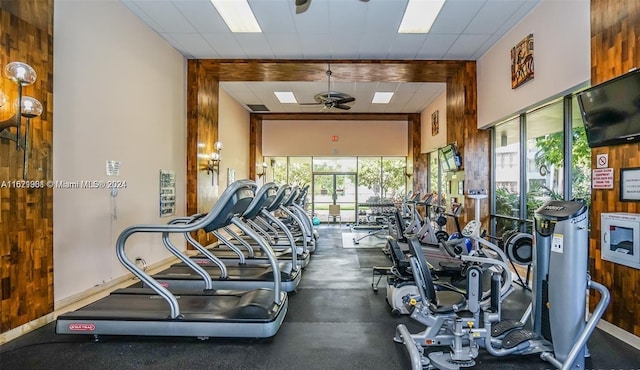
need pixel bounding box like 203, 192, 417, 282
218, 88, 250, 188
53, 0, 187, 302
477, 0, 590, 128
263, 120, 408, 156
421, 91, 447, 153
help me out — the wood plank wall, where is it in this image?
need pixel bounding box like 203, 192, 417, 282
446, 62, 487, 226
0, 1, 53, 333
408, 113, 421, 195
589, 0, 640, 336
186, 60, 218, 245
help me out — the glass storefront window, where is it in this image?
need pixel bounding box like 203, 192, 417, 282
525, 101, 564, 219
494, 117, 521, 235
571, 97, 592, 204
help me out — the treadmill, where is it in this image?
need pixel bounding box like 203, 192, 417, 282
201, 183, 311, 268
148, 182, 302, 292
237, 185, 315, 254
56, 179, 288, 338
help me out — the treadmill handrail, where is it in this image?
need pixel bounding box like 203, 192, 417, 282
222, 226, 255, 258
213, 229, 249, 263
223, 226, 255, 258
182, 229, 230, 275
261, 209, 298, 271
279, 205, 308, 253
115, 179, 257, 319
230, 216, 283, 305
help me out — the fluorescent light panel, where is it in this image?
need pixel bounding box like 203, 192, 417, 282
372, 92, 394, 104
398, 0, 445, 33
274, 91, 298, 104
210, 0, 262, 33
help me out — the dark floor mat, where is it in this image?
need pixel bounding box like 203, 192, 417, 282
355, 249, 392, 268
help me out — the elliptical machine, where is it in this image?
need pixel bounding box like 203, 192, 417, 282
394, 199, 611, 370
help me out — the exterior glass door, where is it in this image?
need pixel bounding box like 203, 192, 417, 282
312, 173, 356, 223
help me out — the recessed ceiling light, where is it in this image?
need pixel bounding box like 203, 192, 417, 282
210, 0, 262, 33
398, 0, 445, 34
372, 92, 394, 104
274, 91, 298, 104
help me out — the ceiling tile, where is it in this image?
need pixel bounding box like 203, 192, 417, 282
265, 34, 305, 59
430, 0, 485, 34
415, 34, 459, 59
171, 0, 229, 33
363, 1, 406, 34
444, 34, 491, 59
388, 34, 427, 59
234, 34, 275, 58
201, 33, 246, 58
132, 0, 196, 33
250, 0, 297, 33
167, 33, 219, 58
465, 0, 527, 35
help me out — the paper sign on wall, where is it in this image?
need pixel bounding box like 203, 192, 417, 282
592, 168, 614, 189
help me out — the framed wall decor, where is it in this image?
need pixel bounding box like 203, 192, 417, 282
159, 169, 176, 217
431, 110, 439, 136
511, 33, 534, 89
620, 167, 640, 201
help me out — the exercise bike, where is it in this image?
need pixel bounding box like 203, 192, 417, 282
394, 199, 611, 370
383, 216, 511, 317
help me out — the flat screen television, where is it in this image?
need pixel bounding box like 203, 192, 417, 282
576, 68, 640, 148
440, 143, 462, 172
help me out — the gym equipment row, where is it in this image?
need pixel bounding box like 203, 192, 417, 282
56, 180, 317, 340
394, 199, 610, 370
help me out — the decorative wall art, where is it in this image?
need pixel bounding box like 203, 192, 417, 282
431, 110, 439, 136
511, 33, 534, 89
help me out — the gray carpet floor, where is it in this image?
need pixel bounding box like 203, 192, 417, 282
1, 224, 638, 369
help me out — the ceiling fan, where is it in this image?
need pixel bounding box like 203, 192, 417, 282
295, 0, 369, 14
299, 65, 356, 111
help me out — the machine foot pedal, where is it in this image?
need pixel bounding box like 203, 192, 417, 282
491, 319, 524, 337
428, 352, 475, 370
502, 329, 538, 349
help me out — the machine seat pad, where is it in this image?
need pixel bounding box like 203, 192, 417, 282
455, 310, 474, 318
430, 291, 466, 313
492, 319, 525, 337
502, 329, 538, 349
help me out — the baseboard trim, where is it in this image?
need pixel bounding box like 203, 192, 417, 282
0, 255, 178, 345
596, 319, 640, 350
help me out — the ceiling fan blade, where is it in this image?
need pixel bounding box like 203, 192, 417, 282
295, 0, 311, 14
334, 104, 352, 110
335, 96, 355, 104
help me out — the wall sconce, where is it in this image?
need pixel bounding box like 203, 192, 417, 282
256, 162, 268, 178
205, 141, 223, 185
405, 166, 414, 178
0, 62, 42, 180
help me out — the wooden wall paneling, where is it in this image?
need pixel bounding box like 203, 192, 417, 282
0, 4, 53, 333
446, 62, 486, 228
407, 113, 420, 194
186, 60, 199, 217
589, 0, 640, 336
186, 60, 219, 245
249, 114, 262, 180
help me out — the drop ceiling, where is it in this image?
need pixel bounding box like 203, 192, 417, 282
122, 0, 541, 114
